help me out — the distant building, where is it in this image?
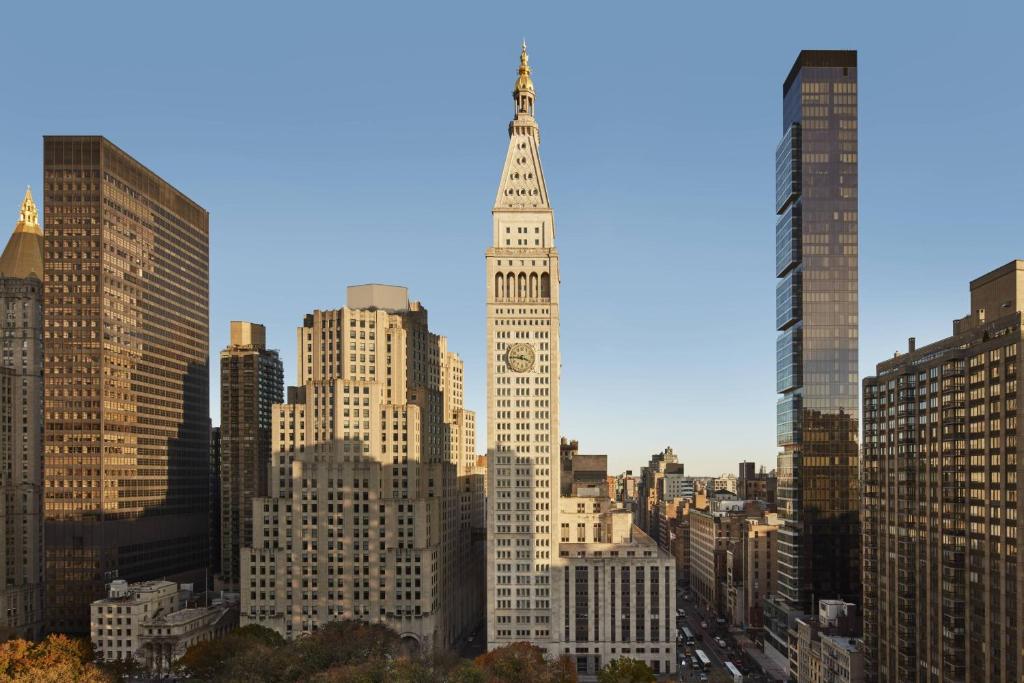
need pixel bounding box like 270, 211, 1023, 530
690, 499, 768, 617
560, 438, 609, 497
725, 513, 779, 628
218, 321, 284, 590
661, 498, 693, 587
862, 261, 1024, 682
711, 473, 737, 495
637, 447, 680, 538
614, 471, 638, 509
794, 600, 863, 683
736, 461, 776, 505
0, 189, 45, 638
43, 137, 211, 634
663, 471, 693, 500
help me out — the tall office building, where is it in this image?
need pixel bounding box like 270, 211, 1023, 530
484, 47, 676, 676
862, 261, 1023, 683
767, 50, 860, 666
485, 42, 561, 648
241, 285, 482, 650
43, 137, 210, 634
0, 189, 45, 638
218, 321, 283, 590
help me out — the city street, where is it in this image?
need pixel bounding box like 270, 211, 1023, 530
673, 589, 769, 682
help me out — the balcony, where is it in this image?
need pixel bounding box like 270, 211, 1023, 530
775, 205, 801, 276
775, 124, 801, 214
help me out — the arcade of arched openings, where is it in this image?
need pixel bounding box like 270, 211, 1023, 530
494, 271, 550, 300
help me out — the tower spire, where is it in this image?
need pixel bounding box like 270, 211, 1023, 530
494, 42, 549, 209
512, 41, 536, 124
18, 187, 38, 230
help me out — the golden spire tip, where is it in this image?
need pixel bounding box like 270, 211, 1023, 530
18, 186, 38, 227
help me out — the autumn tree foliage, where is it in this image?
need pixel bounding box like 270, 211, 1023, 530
0, 634, 111, 683
178, 622, 580, 683
597, 657, 655, 683
472, 641, 576, 683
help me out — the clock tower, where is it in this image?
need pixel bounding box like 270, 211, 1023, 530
485, 42, 562, 649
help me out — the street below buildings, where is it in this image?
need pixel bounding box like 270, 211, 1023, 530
673, 587, 772, 682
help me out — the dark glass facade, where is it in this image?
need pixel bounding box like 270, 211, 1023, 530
42, 137, 210, 634
768, 50, 860, 656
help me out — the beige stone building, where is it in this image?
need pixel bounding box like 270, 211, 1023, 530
139, 601, 237, 673
711, 473, 737, 494
0, 190, 44, 639
483, 46, 675, 678
556, 487, 677, 677
91, 579, 236, 672
90, 580, 181, 664
636, 447, 680, 538
240, 285, 481, 651
485, 42, 561, 649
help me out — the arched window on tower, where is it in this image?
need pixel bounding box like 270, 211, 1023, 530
518, 273, 527, 299
495, 273, 504, 299
541, 273, 550, 298
529, 273, 538, 299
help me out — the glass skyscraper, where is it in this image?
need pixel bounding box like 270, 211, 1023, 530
766, 50, 860, 664
42, 137, 210, 634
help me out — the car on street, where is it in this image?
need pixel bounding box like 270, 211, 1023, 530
715, 636, 727, 648
700, 621, 708, 629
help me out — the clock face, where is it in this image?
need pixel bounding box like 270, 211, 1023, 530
505, 343, 535, 373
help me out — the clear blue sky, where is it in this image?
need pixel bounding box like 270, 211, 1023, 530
2, 2, 1022, 476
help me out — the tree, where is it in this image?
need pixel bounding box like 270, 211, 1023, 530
175, 623, 286, 681
473, 642, 577, 683
597, 657, 655, 683
0, 634, 112, 683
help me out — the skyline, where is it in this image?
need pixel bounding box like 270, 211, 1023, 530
3, 3, 1023, 474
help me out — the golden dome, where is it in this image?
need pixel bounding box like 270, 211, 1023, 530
0, 187, 44, 279
514, 40, 534, 94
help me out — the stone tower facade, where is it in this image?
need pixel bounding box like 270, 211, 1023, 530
0, 189, 45, 639
485, 42, 562, 649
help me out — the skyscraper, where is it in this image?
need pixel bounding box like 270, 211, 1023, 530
486, 42, 561, 648
241, 285, 481, 649
0, 189, 45, 638
862, 261, 1023, 683
767, 50, 860, 667
484, 47, 676, 676
218, 321, 283, 590
43, 137, 210, 634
